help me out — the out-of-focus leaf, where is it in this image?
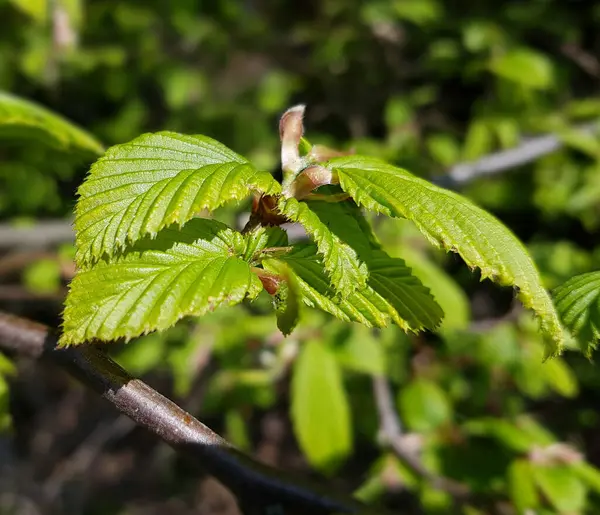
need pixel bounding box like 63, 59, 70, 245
291, 339, 352, 472
398, 378, 452, 433
489, 48, 554, 90
333, 326, 385, 376
572, 462, 600, 495
399, 247, 470, 331
0, 91, 103, 154
463, 120, 493, 160
508, 459, 539, 513
9, 0, 47, 23
533, 465, 587, 513
542, 358, 578, 398
23, 258, 61, 294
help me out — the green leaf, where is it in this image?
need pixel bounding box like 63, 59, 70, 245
291, 339, 352, 471
489, 48, 554, 90
330, 155, 564, 356
9, 0, 47, 23
61, 219, 263, 345
333, 326, 386, 376
399, 247, 470, 331
264, 245, 441, 332
508, 459, 539, 513
542, 358, 578, 398
0, 91, 103, 154
74, 131, 280, 266
398, 378, 452, 433
277, 196, 368, 295
302, 198, 444, 330
273, 265, 301, 336
553, 271, 600, 356
464, 418, 538, 452
241, 226, 289, 263
572, 462, 600, 495
533, 465, 587, 513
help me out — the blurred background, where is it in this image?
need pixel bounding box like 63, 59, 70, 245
1, 0, 600, 513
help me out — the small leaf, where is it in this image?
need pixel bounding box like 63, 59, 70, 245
291, 339, 352, 471
508, 459, 539, 513
242, 226, 289, 263
74, 131, 280, 266
273, 265, 301, 336
0, 91, 103, 154
264, 245, 442, 332
330, 156, 564, 356
533, 465, 586, 513
398, 378, 452, 433
553, 271, 600, 356
277, 196, 368, 295
489, 48, 554, 90
61, 219, 263, 345
304, 198, 443, 330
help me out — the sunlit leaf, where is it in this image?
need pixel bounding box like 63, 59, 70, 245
553, 271, 600, 356
61, 219, 263, 345
264, 245, 442, 333
330, 155, 564, 356
277, 196, 368, 296
75, 131, 280, 266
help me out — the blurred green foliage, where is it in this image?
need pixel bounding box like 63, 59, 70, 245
1, 0, 600, 513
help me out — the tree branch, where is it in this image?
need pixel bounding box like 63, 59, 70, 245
0, 311, 367, 515
372, 375, 469, 498
436, 121, 600, 188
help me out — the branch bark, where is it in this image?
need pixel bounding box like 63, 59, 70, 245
372, 375, 469, 498
0, 311, 366, 515
436, 121, 600, 188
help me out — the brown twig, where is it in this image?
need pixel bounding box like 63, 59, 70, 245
561, 42, 600, 78
0, 311, 366, 515
372, 375, 469, 498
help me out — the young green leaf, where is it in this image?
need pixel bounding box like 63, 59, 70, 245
329, 155, 564, 356
295, 196, 443, 329
273, 266, 301, 336
398, 378, 453, 433
532, 465, 587, 513
508, 459, 539, 513
264, 245, 442, 333
277, 196, 368, 296
291, 339, 352, 472
61, 219, 263, 345
0, 91, 103, 154
74, 131, 281, 266
553, 271, 600, 356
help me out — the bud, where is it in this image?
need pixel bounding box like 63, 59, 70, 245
279, 105, 305, 175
